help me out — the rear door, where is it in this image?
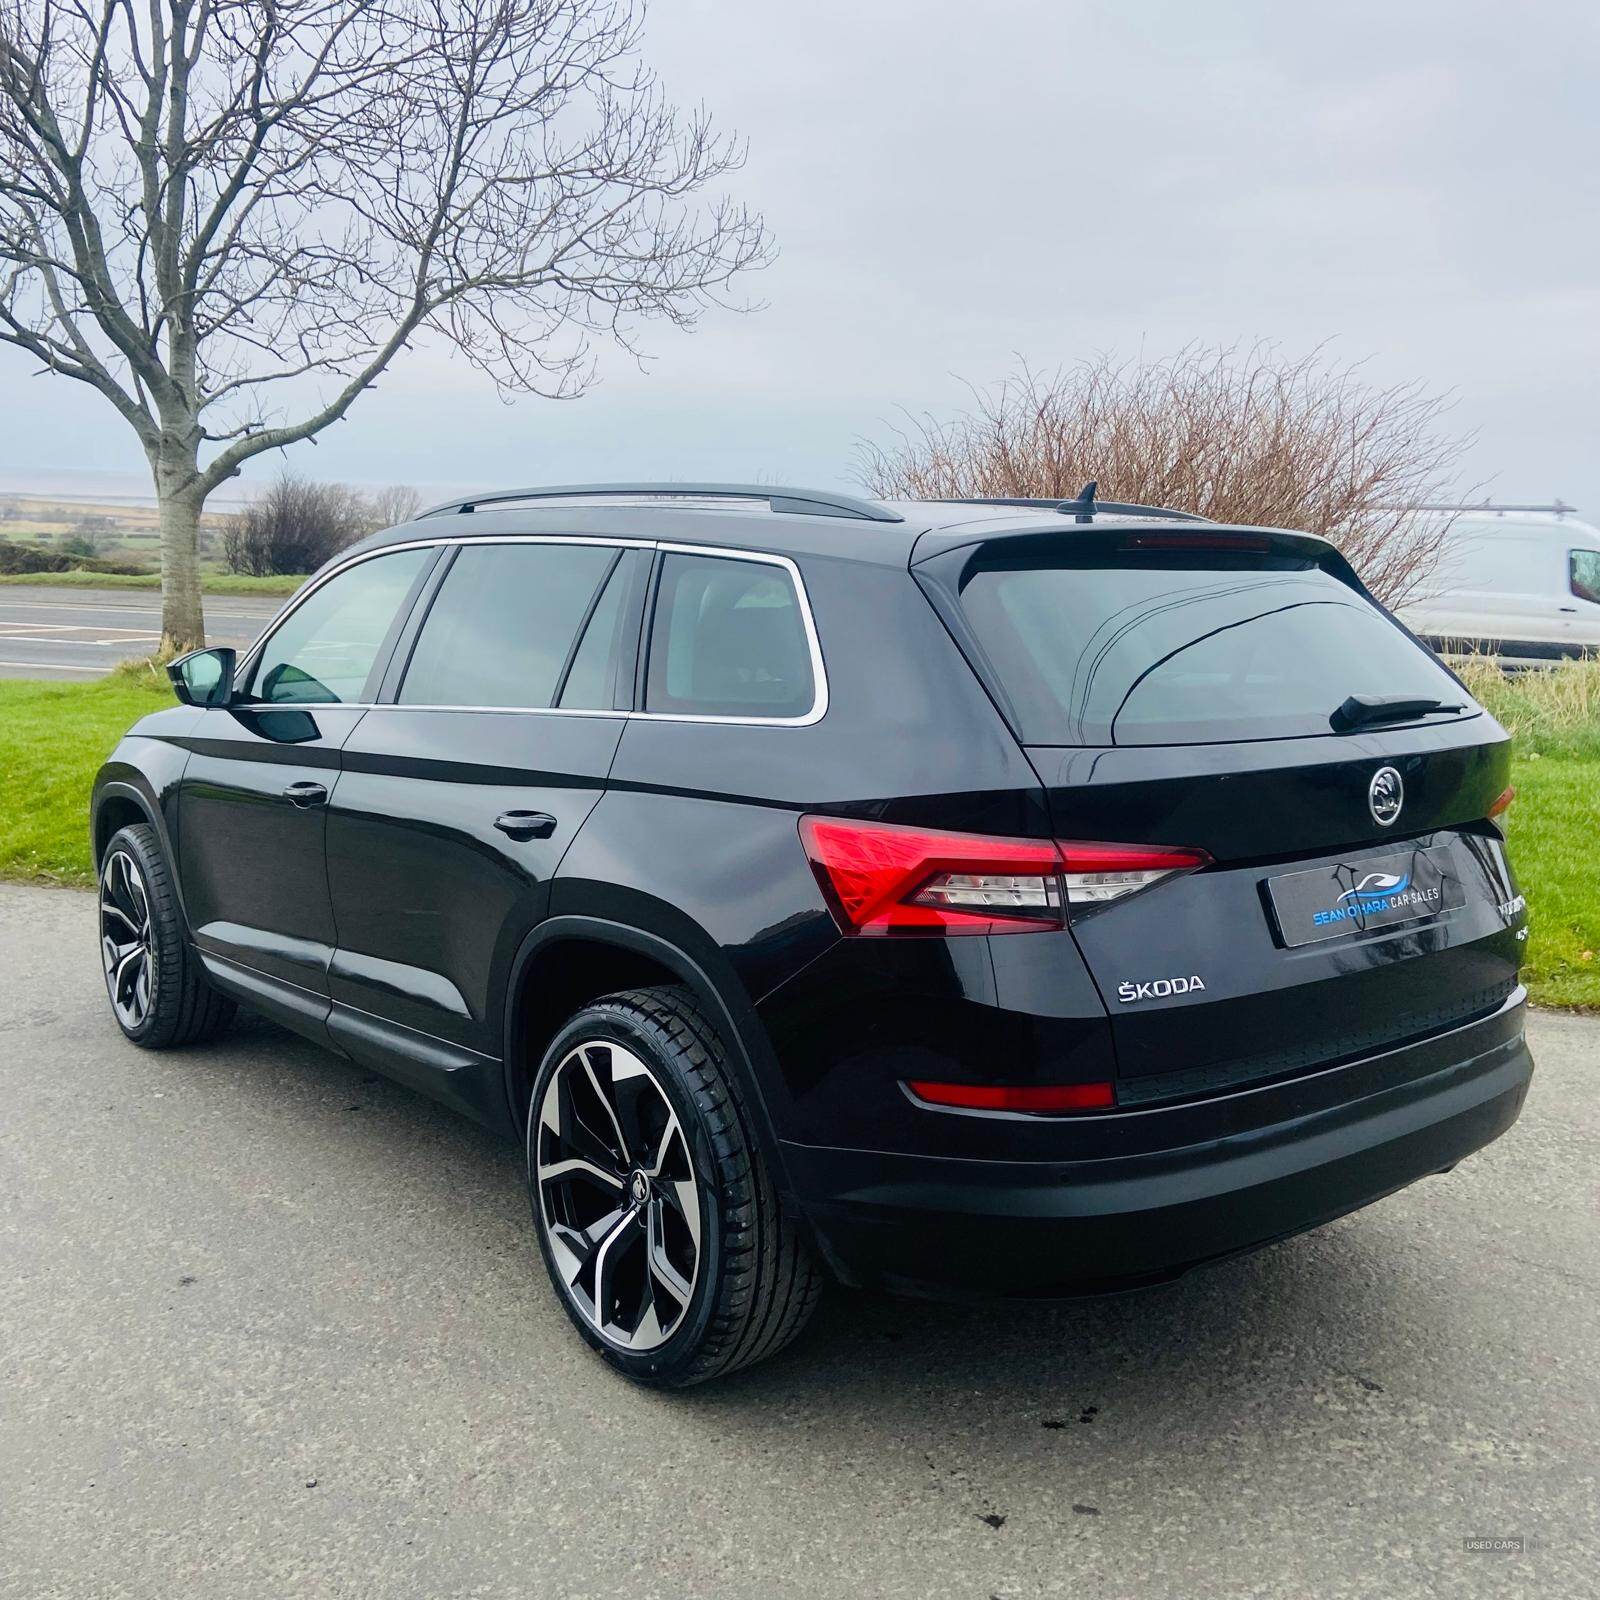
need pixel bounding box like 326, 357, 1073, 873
916, 528, 1527, 1101
324, 539, 646, 1085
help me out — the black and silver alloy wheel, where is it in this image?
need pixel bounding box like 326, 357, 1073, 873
527, 987, 822, 1387
534, 1038, 702, 1352
100, 847, 154, 1030
95, 822, 235, 1049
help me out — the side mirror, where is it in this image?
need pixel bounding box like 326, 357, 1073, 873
168, 646, 237, 708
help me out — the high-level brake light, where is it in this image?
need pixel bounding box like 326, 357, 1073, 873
799, 816, 1209, 936
1120, 531, 1275, 553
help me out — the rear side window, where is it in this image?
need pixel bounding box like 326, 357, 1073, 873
1571, 550, 1600, 604
400, 542, 616, 708
950, 551, 1470, 745
644, 553, 815, 719
558, 549, 642, 710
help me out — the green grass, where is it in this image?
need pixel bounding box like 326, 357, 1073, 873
0, 568, 304, 594
0, 672, 171, 887
1, 662, 1596, 1008
1458, 659, 1600, 1009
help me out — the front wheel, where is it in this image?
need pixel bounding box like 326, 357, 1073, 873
527, 986, 822, 1387
98, 823, 235, 1049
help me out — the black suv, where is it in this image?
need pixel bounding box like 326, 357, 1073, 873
91, 482, 1533, 1386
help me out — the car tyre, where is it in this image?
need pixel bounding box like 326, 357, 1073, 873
527, 985, 822, 1387
98, 822, 235, 1049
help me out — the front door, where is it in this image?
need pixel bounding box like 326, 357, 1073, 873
178, 544, 437, 1016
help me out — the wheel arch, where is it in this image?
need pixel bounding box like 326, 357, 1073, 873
92, 779, 162, 872
502, 916, 795, 1197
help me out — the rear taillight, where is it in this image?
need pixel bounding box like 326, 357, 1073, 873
1057, 841, 1212, 908
798, 816, 1062, 935
1489, 785, 1516, 820
799, 817, 1209, 936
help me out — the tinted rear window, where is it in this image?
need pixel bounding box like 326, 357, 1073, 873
400, 542, 616, 708
951, 552, 1470, 745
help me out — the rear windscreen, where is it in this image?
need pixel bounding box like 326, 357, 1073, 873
948, 551, 1472, 745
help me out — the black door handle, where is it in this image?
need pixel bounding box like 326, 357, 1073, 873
283, 780, 328, 808
494, 809, 557, 841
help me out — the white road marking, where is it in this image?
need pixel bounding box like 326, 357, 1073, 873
0, 597, 276, 621
0, 626, 158, 640
0, 659, 111, 673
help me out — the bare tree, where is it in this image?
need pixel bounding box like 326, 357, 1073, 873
859, 346, 1475, 607
363, 482, 421, 533
0, 1, 769, 652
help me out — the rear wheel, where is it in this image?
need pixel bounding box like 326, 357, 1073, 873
527, 985, 822, 1386
98, 823, 235, 1049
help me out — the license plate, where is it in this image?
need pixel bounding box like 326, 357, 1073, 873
1266, 845, 1466, 948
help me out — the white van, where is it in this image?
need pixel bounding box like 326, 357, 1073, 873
1397, 503, 1600, 662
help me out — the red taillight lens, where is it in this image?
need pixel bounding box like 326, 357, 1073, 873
799, 817, 1211, 935
799, 816, 1063, 935
1489, 785, 1516, 819
906, 1079, 1116, 1112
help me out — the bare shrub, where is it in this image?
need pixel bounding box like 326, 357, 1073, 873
858, 345, 1475, 606
223, 475, 371, 577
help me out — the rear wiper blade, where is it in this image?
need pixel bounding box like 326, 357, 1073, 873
1330, 693, 1466, 732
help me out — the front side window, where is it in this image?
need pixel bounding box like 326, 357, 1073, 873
644, 553, 815, 719
1570, 549, 1600, 605
249, 547, 431, 704
399, 542, 618, 708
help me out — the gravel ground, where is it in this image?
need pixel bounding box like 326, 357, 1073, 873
1, 880, 1595, 1599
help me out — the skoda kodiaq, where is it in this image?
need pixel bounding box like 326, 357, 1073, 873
90, 483, 1534, 1386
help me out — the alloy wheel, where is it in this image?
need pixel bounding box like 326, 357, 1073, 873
99, 848, 154, 1030
534, 1039, 702, 1352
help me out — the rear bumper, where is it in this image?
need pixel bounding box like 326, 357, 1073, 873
782, 992, 1533, 1297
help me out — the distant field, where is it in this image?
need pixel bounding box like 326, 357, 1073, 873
0, 488, 232, 574
0, 568, 301, 595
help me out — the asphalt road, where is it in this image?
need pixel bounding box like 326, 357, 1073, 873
1, 882, 1595, 1599
0, 585, 280, 679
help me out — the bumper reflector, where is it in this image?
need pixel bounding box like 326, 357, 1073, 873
906, 1079, 1116, 1112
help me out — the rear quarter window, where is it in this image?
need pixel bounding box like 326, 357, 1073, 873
644, 552, 816, 719
1570, 549, 1600, 604
947, 550, 1473, 745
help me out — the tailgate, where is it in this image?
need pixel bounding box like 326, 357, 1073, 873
1029, 730, 1526, 1098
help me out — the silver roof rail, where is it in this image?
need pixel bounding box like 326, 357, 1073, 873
418, 482, 904, 524
1397, 500, 1578, 516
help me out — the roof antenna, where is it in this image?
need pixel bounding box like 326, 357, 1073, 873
1059, 479, 1097, 523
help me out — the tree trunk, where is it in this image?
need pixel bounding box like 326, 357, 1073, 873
154, 465, 207, 656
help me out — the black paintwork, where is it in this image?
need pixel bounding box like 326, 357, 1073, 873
91, 493, 1534, 1297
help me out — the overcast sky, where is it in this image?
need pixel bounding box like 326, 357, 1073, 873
2, 0, 1596, 514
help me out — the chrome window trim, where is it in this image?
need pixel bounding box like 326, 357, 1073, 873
236, 533, 828, 727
